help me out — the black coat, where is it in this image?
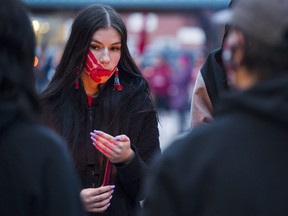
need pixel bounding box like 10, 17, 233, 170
0, 103, 86, 216
200, 48, 228, 108
46, 82, 161, 216
139, 73, 288, 216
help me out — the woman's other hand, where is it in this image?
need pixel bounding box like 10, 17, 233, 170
90, 130, 134, 164
80, 185, 114, 213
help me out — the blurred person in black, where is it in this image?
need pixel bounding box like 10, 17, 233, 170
0, 0, 87, 215
190, 1, 233, 128
138, 0, 288, 215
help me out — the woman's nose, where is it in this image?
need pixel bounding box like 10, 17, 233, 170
99, 48, 110, 64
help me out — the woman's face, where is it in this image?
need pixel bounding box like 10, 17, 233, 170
83, 27, 121, 84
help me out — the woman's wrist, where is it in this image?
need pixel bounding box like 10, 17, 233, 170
125, 149, 135, 164
116, 149, 135, 167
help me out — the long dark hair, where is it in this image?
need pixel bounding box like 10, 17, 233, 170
0, 0, 39, 121
40, 4, 153, 145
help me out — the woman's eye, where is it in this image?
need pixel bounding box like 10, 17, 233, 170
111, 47, 121, 52
90, 45, 100, 50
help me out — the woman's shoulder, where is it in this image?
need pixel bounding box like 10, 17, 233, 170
130, 94, 156, 118
122, 76, 151, 101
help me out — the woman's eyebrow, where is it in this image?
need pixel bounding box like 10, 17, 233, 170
90, 39, 121, 45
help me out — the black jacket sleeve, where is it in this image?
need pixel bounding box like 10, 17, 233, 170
116, 103, 161, 201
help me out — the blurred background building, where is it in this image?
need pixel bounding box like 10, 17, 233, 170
22, 0, 230, 149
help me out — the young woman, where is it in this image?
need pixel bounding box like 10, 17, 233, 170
40, 4, 161, 216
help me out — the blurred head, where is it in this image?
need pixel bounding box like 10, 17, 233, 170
214, 0, 288, 86
0, 0, 38, 115
0, 0, 36, 92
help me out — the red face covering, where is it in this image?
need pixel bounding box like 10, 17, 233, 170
84, 49, 116, 83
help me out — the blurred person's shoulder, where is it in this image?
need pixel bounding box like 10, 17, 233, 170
155, 117, 233, 168
2, 120, 70, 159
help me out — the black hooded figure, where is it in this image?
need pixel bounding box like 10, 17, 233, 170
190, 0, 234, 128
0, 0, 86, 215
